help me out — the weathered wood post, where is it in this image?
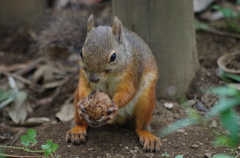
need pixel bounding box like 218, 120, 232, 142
0, 0, 47, 29
112, 0, 199, 99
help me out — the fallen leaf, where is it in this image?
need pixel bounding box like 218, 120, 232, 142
56, 103, 74, 121
8, 91, 28, 124
21, 117, 50, 126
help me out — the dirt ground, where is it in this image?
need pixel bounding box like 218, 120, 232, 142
1, 3, 240, 158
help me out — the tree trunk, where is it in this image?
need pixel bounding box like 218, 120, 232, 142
112, 0, 199, 99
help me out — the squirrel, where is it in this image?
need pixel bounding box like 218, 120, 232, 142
66, 15, 161, 152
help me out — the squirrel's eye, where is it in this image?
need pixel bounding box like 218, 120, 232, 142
110, 53, 116, 63
80, 51, 83, 60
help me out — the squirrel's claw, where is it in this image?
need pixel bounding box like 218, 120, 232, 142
77, 102, 86, 112
105, 107, 118, 114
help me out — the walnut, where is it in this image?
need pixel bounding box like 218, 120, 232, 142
82, 89, 113, 120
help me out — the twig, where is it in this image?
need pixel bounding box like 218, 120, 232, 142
51, 70, 78, 100
1, 72, 32, 85
0, 153, 44, 158
201, 27, 240, 39
15, 57, 45, 75
0, 64, 27, 72
0, 146, 44, 153
0, 57, 45, 84
1, 71, 43, 90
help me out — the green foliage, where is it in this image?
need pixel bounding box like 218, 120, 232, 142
20, 129, 37, 147
237, 0, 240, 5
175, 155, 184, 158
0, 149, 6, 158
0, 129, 59, 157
212, 155, 234, 158
41, 140, 59, 156
162, 152, 170, 157
159, 72, 240, 156
212, 5, 240, 33
195, 19, 208, 31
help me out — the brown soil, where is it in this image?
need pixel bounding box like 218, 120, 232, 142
1, 5, 240, 158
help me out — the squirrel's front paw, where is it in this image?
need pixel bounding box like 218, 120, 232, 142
66, 125, 87, 144
77, 100, 93, 124
97, 102, 118, 125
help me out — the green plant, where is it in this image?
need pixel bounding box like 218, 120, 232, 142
159, 72, 240, 157
175, 155, 184, 158
41, 140, 59, 157
20, 129, 37, 147
212, 5, 240, 33
0, 149, 6, 158
162, 152, 170, 157
0, 129, 60, 158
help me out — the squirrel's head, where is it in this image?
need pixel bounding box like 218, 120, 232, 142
80, 15, 127, 83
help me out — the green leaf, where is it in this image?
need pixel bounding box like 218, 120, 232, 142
205, 97, 240, 120
21, 140, 30, 147
224, 71, 240, 82
20, 135, 28, 141
213, 136, 230, 147
220, 110, 239, 148
30, 139, 37, 144
210, 86, 239, 96
44, 149, 52, 156
52, 144, 59, 151
211, 5, 221, 10
222, 8, 234, 18
160, 118, 197, 137
175, 156, 184, 158
237, 0, 240, 5
41, 140, 53, 150
27, 129, 36, 139
212, 154, 234, 158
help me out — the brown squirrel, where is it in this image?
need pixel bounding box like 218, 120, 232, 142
65, 15, 161, 152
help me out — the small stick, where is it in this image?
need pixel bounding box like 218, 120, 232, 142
0, 153, 44, 158
2, 72, 32, 85
0, 57, 45, 84
0, 64, 27, 72
201, 27, 240, 39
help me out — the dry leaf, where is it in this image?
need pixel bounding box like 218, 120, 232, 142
21, 117, 50, 126
8, 91, 28, 124
56, 103, 74, 121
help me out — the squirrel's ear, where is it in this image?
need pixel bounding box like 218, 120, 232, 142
112, 16, 123, 44
87, 15, 95, 32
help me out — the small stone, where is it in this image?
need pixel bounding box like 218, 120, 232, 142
211, 120, 217, 128
163, 102, 174, 109
134, 147, 139, 150
119, 144, 122, 147
191, 144, 199, 149
199, 143, 203, 145
182, 143, 185, 145
67, 145, 71, 147
184, 133, 188, 135
106, 153, 111, 157
204, 153, 212, 158
88, 148, 94, 151
124, 146, 129, 150
162, 138, 168, 141
134, 150, 138, 153
177, 129, 185, 133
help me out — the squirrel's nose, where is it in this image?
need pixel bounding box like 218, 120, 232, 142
88, 74, 100, 83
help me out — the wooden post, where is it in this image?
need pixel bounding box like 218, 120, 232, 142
0, 0, 47, 29
112, 0, 199, 99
